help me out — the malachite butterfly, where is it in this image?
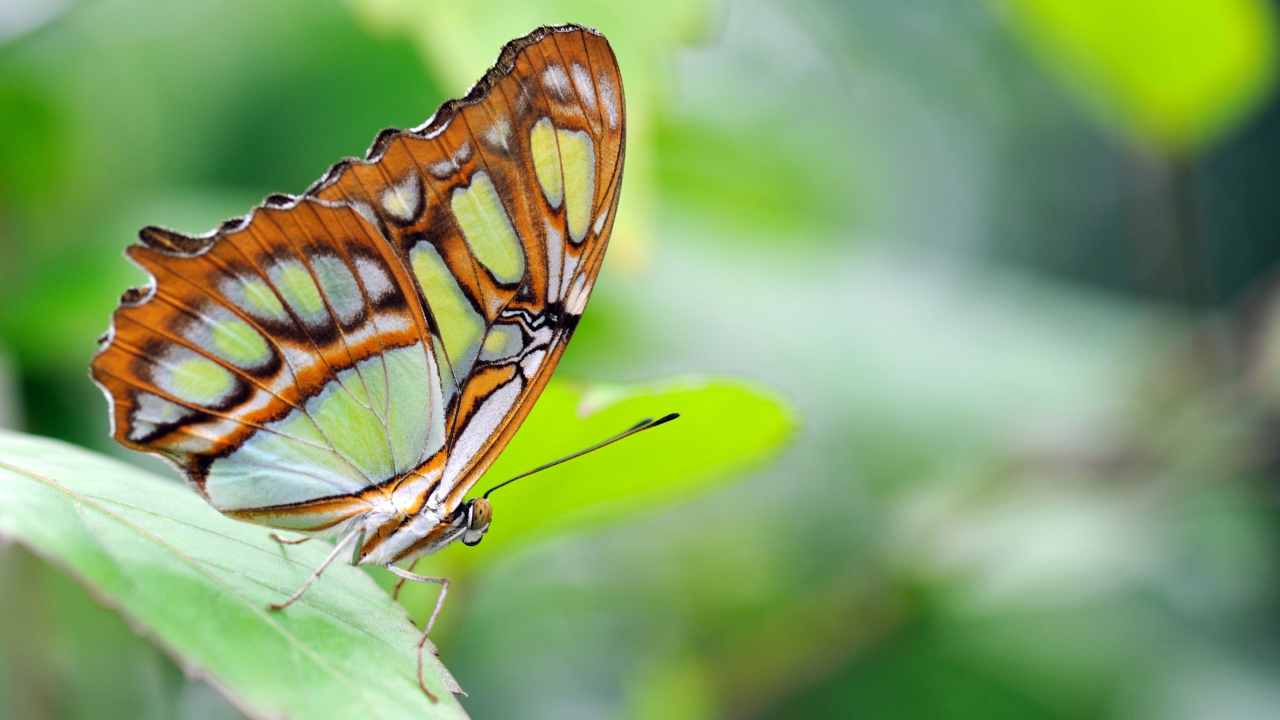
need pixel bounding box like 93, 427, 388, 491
90, 24, 635, 700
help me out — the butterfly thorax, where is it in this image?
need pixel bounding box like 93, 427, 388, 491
355, 496, 491, 566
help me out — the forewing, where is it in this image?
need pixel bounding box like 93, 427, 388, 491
308, 26, 626, 517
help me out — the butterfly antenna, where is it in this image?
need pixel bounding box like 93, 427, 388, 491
482, 413, 680, 500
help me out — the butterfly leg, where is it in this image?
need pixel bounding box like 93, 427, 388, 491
270, 532, 311, 546
269, 527, 361, 611
391, 576, 408, 601
386, 565, 451, 702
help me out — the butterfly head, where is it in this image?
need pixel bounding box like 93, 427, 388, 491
461, 498, 492, 547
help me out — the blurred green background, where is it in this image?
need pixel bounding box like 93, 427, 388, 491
4, 0, 1280, 718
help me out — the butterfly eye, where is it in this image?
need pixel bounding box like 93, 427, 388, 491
463, 498, 492, 546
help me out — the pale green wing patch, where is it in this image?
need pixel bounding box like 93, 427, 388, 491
155, 350, 238, 407
410, 242, 484, 382
204, 343, 443, 511
557, 128, 596, 244
206, 410, 371, 511
451, 172, 526, 284
305, 370, 397, 481
211, 315, 272, 367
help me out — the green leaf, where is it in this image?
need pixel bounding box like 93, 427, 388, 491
999, 0, 1278, 154
0, 431, 468, 720
452, 376, 795, 566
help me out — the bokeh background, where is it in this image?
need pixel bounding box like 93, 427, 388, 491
4, 0, 1280, 718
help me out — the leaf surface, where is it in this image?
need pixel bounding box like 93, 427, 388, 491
0, 431, 468, 720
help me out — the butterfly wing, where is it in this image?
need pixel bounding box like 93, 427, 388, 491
91, 200, 449, 531
309, 27, 625, 518
90, 25, 624, 534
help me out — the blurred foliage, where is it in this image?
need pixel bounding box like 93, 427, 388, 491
454, 377, 792, 566
0, 544, 244, 720
999, 0, 1278, 154
3, 0, 1280, 718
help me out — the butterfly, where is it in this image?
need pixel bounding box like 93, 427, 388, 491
89, 24, 670, 701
